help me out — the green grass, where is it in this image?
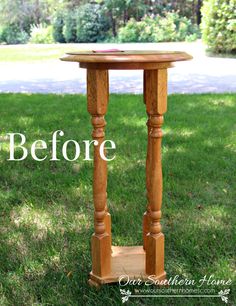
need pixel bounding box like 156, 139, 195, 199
0, 44, 84, 62
0, 93, 235, 305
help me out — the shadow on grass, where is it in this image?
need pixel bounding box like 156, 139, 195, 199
0, 93, 235, 305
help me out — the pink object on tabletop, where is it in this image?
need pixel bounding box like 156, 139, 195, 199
92, 49, 124, 53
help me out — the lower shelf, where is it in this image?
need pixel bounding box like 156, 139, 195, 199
89, 245, 166, 286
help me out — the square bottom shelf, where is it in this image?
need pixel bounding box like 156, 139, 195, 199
89, 245, 166, 286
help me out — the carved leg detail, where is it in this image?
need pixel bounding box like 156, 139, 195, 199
146, 115, 164, 275
87, 69, 111, 278
143, 70, 151, 250
144, 69, 167, 277
143, 115, 151, 250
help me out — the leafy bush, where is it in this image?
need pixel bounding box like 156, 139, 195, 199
118, 13, 200, 43
0, 26, 4, 43
117, 18, 141, 42
185, 33, 199, 42
0, 24, 29, 44
76, 3, 110, 42
52, 11, 65, 43
63, 10, 77, 43
201, 0, 236, 54
29, 24, 54, 44
158, 13, 177, 41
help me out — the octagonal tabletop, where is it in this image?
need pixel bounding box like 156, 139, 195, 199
60, 50, 192, 70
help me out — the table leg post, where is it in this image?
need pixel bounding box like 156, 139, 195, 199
87, 69, 111, 278
143, 71, 151, 250
144, 69, 167, 277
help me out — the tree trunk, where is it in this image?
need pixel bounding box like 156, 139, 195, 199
109, 11, 117, 37
123, 9, 128, 25
196, 0, 202, 25
35, 0, 41, 24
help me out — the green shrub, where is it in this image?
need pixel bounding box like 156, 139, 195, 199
159, 12, 177, 41
76, 3, 110, 42
185, 33, 199, 42
201, 0, 236, 54
52, 11, 65, 43
118, 16, 162, 43
63, 10, 77, 43
118, 13, 200, 43
0, 26, 3, 43
0, 24, 29, 44
117, 18, 141, 42
29, 24, 54, 44
138, 17, 157, 42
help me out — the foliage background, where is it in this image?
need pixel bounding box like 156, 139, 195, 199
201, 0, 236, 54
1, 0, 235, 54
0, 0, 202, 44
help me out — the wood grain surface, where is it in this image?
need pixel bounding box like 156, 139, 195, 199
61, 50, 192, 64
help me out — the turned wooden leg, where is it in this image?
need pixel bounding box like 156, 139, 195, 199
144, 69, 167, 277
143, 71, 151, 250
105, 205, 111, 239
87, 69, 111, 277
143, 115, 151, 250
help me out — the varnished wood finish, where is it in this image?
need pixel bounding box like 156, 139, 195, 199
61, 50, 192, 64
80, 62, 173, 70
60, 50, 192, 287
89, 246, 166, 286
87, 69, 112, 278
143, 71, 151, 250
61, 50, 192, 70
144, 69, 167, 276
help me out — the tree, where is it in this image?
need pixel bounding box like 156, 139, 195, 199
101, 0, 126, 37
201, 0, 236, 54
0, 0, 60, 33
76, 3, 110, 42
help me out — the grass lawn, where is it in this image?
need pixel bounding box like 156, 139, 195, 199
0, 44, 92, 62
0, 93, 235, 305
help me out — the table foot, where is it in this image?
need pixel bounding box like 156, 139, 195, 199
89, 245, 166, 285
146, 233, 165, 276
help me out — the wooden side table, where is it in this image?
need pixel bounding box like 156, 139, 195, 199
61, 50, 192, 287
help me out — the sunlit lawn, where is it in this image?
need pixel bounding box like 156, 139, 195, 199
0, 44, 95, 62
0, 93, 235, 305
